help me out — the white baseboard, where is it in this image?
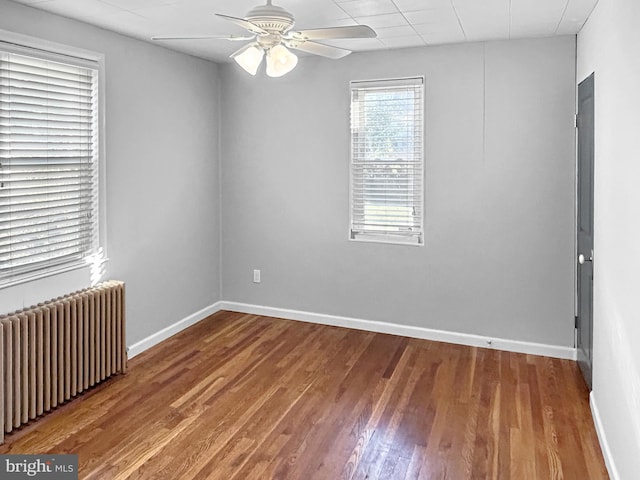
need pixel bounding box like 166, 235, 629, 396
590, 392, 620, 480
219, 301, 577, 360
127, 301, 224, 358
127, 300, 576, 361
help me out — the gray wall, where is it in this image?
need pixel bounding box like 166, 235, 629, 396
578, 0, 640, 477
0, 1, 577, 352
221, 36, 576, 347
0, 0, 222, 345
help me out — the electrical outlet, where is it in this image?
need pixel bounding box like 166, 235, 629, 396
253, 269, 261, 283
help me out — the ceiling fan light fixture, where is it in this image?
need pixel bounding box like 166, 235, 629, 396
152, 1, 377, 78
233, 44, 264, 75
266, 44, 298, 77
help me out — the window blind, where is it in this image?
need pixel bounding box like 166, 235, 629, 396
350, 77, 424, 244
0, 50, 99, 285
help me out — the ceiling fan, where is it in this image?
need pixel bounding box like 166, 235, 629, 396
151, 0, 377, 77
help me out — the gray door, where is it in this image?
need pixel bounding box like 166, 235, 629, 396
576, 73, 595, 389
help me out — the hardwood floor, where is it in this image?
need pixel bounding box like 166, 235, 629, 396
0, 311, 608, 479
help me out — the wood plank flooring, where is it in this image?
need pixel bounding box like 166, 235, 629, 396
0, 311, 608, 479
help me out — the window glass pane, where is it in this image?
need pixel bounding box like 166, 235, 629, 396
0, 49, 99, 286
350, 77, 424, 245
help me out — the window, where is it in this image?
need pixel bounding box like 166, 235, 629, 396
349, 77, 424, 245
0, 40, 102, 287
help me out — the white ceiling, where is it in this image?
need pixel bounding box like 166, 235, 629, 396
11, 0, 599, 62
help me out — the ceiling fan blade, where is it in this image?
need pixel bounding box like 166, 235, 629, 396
291, 25, 376, 41
151, 35, 253, 41
287, 40, 352, 59
215, 14, 268, 35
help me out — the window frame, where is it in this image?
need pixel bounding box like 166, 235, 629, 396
0, 29, 106, 289
349, 76, 425, 246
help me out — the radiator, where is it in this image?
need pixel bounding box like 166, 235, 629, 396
0, 280, 126, 444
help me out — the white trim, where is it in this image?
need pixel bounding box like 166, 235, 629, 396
590, 392, 621, 480
127, 300, 576, 361
127, 302, 224, 358
349, 75, 425, 247
0, 29, 107, 290
0, 28, 103, 63
219, 301, 577, 360
348, 234, 423, 247
351, 76, 425, 89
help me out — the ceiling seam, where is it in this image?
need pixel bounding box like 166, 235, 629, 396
332, 0, 384, 49
555, 0, 572, 35
508, 0, 512, 39
578, 0, 602, 31
388, 0, 427, 47
449, 0, 468, 42
331, 0, 352, 20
